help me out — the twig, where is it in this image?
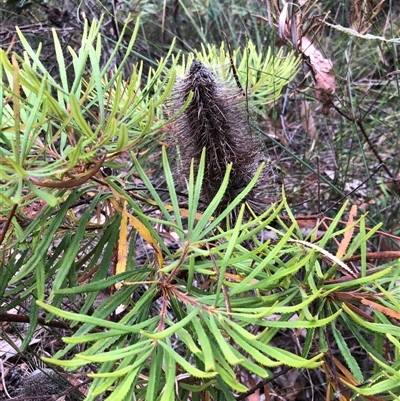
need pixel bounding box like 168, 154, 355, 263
323, 163, 383, 214
344, 251, 400, 262
0, 313, 69, 329
235, 367, 291, 400
356, 119, 393, 178
0, 204, 17, 247
332, 104, 393, 178
223, 31, 244, 95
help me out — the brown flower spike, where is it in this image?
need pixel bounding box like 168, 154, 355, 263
167, 60, 277, 218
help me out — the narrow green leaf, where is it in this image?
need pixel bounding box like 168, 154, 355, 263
228, 345, 270, 377
187, 147, 205, 236
52, 28, 68, 94
26, 180, 59, 206
131, 152, 177, 228
104, 364, 142, 401
191, 313, 215, 372
302, 327, 315, 358
343, 303, 400, 336
145, 346, 163, 401
331, 322, 364, 382
256, 309, 341, 329
88, 361, 121, 397
214, 364, 248, 393
77, 341, 153, 362
160, 343, 176, 401
88, 364, 136, 378
41, 357, 88, 368
187, 254, 195, 292
34, 257, 45, 302
162, 146, 183, 235
159, 341, 217, 378
250, 341, 323, 368
69, 93, 94, 138
37, 300, 159, 333
324, 267, 392, 290
178, 328, 201, 354
10, 189, 82, 284
21, 75, 48, 159
15, 27, 56, 85
54, 270, 138, 295
221, 320, 281, 367
368, 352, 400, 378
142, 98, 155, 134
51, 193, 103, 295
203, 314, 243, 365
63, 330, 126, 344
88, 40, 104, 123
116, 122, 128, 150
180, 381, 216, 392
339, 313, 387, 364
191, 161, 232, 239
214, 204, 245, 306
102, 15, 141, 89
20, 297, 39, 351
318, 201, 349, 248
342, 376, 400, 396
89, 345, 153, 378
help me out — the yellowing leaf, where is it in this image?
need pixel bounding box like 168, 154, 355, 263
125, 211, 163, 269
115, 201, 128, 289
111, 199, 164, 286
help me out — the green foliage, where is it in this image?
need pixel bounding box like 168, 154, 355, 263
1, 5, 400, 401
16, 156, 400, 400
0, 16, 174, 207
175, 41, 301, 117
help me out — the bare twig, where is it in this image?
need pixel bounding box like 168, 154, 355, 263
235, 367, 291, 400
323, 163, 383, 214
0, 313, 69, 329
0, 204, 17, 247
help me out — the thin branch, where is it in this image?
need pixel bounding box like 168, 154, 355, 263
235, 367, 291, 400
0, 204, 17, 247
0, 312, 69, 329
323, 163, 383, 214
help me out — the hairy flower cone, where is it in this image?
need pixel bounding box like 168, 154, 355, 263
168, 60, 277, 217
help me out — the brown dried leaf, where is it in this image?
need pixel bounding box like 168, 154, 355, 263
336, 205, 357, 259
361, 299, 400, 320
300, 37, 335, 112
333, 355, 361, 386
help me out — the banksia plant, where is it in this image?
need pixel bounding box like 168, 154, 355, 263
167, 58, 278, 218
